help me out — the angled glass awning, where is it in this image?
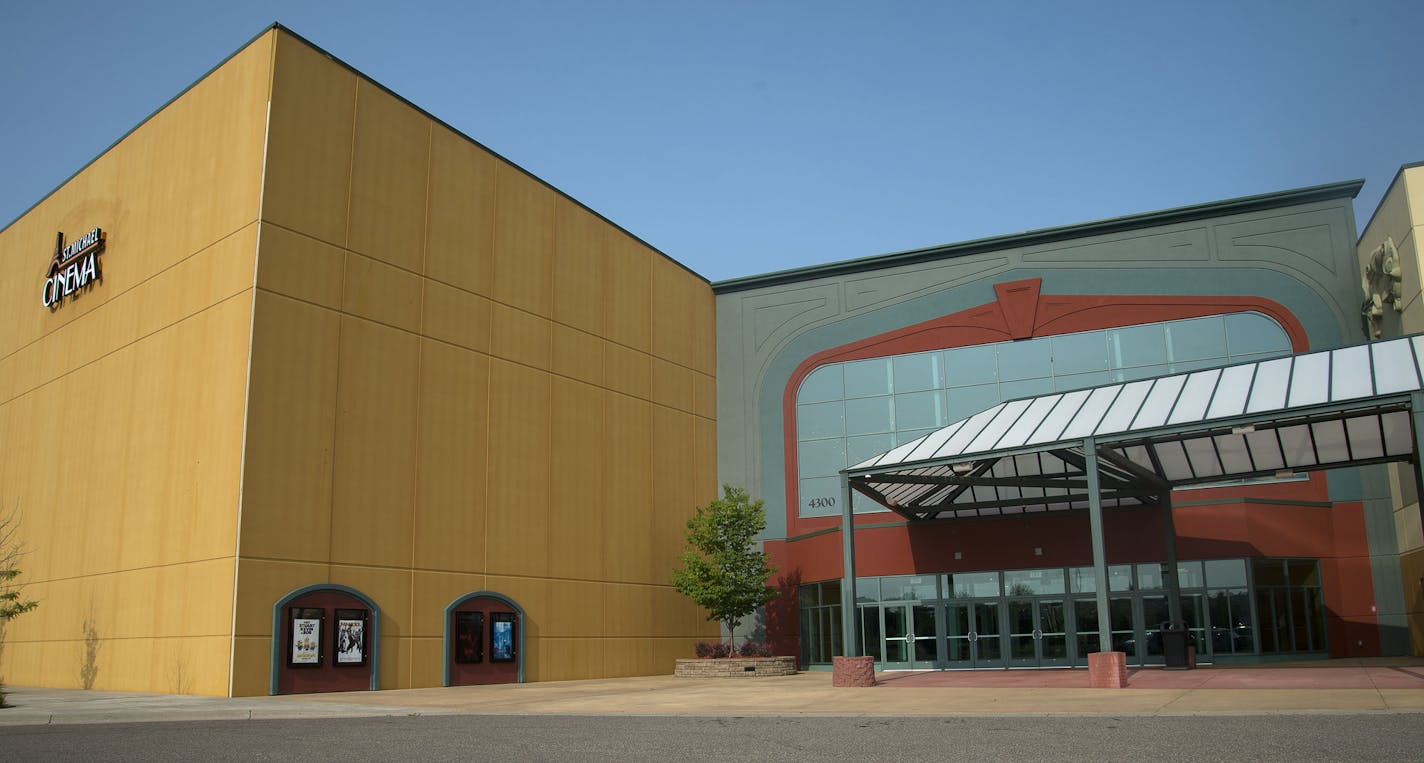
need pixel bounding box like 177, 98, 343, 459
845, 334, 1424, 521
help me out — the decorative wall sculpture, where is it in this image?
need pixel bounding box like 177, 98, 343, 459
1361, 237, 1403, 338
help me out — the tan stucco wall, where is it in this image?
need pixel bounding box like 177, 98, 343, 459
0, 32, 274, 695
229, 30, 718, 695
1359, 166, 1424, 340
1358, 167, 1424, 558
1402, 547, 1424, 656
1359, 164, 1424, 653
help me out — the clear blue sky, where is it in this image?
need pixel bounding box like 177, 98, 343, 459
2, 1, 1419, 282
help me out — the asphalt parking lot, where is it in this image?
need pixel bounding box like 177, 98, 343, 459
6, 713, 1424, 762
5, 660, 1424, 760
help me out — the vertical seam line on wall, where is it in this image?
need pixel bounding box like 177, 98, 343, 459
407, 121, 434, 689
343, 81, 359, 251
483, 151, 499, 594
549, 190, 561, 605
644, 206, 656, 620
326, 74, 360, 589
229, 33, 278, 698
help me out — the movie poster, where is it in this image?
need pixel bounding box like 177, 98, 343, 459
335, 609, 367, 666
491, 614, 515, 662
290, 613, 321, 665
454, 612, 483, 664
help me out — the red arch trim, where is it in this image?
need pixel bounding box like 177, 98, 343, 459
779, 279, 1309, 537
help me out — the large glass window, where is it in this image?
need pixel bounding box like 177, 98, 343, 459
798, 581, 842, 667
1004, 568, 1065, 596
1207, 588, 1254, 654
880, 575, 939, 601
1068, 565, 1133, 593
794, 312, 1292, 517
946, 571, 1000, 598
799, 556, 1294, 666
1252, 558, 1326, 654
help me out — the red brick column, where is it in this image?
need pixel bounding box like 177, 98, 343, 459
1088, 651, 1128, 688
832, 656, 876, 687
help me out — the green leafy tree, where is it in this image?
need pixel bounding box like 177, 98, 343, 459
0, 509, 39, 708
671, 485, 779, 649
0, 569, 37, 622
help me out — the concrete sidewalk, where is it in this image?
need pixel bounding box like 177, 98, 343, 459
0, 686, 463, 726
5, 661, 1424, 726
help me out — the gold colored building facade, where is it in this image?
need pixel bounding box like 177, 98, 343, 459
0, 26, 718, 697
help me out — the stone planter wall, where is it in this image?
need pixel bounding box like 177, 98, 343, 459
674, 656, 798, 678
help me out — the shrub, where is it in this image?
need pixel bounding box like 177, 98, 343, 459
735, 641, 774, 658
692, 640, 778, 658
695, 640, 732, 659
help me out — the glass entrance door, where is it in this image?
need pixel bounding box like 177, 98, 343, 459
910, 604, 938, 668
1141, 595, 1169, 665
972, 601, 1004, 667
881, 604, 939, 669
883, 605, 910, 668
944, 602, 972, 667
1007, 598, 1069, 667
944, 601, 1006, 668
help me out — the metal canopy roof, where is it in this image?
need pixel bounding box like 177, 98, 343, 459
845, 334, 1424, 522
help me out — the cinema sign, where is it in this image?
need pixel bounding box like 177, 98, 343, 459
43, 227, 105, 309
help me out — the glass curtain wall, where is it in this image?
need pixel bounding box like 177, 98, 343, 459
799, 557, 1324, 669
795, 312, 1292, 517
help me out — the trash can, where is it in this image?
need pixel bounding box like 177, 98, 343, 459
1160, 621, 1191, 670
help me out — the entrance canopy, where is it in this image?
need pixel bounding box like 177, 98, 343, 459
835, 333, 1424, 663
845, 335, 1424, 521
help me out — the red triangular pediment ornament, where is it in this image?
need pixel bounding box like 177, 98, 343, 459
993, 278, 1041, 339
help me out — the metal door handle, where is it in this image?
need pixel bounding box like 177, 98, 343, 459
1033, 628, 1042, 639
904, 633, 915, 643
968, 632, 978, 642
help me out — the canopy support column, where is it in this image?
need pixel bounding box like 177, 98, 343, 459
840, 473, 858, 656
1412, 393, 1424, 538
1084, 438, 1112, 653
1163, 492, 1183, 625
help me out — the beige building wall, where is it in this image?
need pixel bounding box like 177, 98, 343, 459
1358, 162, 1424, 653
0, 32, 275, 695
229, 30, 718, 695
